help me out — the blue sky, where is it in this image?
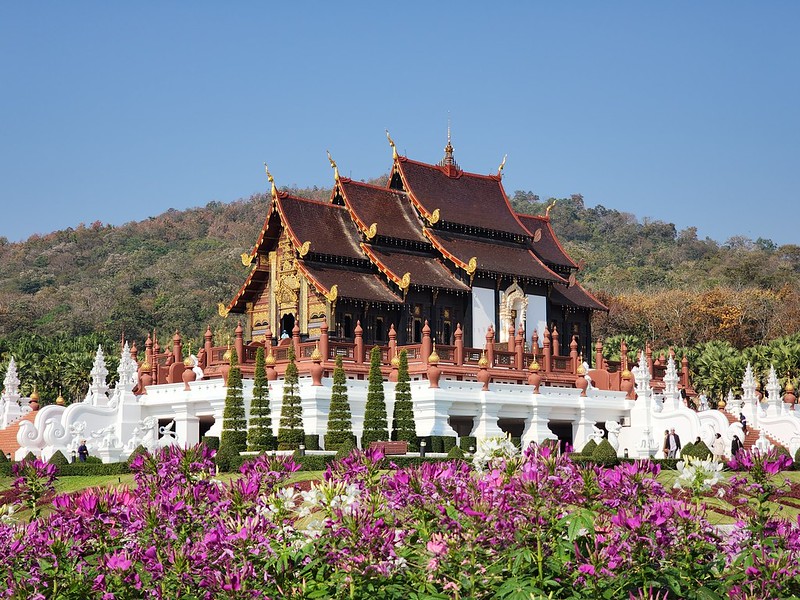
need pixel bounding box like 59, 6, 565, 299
1, 2, 797, 246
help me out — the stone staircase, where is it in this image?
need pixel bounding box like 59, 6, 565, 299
720, 410, 782, 451
0, 412, 36, 459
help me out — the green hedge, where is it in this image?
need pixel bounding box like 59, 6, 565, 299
459, 436, 477, 452
303, 435, 320, 451
202, 436, 220, 451
417, 436, 457, 453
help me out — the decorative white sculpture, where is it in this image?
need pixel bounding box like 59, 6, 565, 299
605, 420, 621, 451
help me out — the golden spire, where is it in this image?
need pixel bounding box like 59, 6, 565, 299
428, 341, 440, 364
497, 154, 507, 177
443, 120, 454, 165
326, 150, 340, 181
545, 199, 556, 217
385, 129, 398, 159
264, 162, 277, 200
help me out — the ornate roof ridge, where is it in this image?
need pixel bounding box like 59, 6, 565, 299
396, 155, 503, 182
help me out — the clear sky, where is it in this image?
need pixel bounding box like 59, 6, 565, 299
1, 2, 797, 245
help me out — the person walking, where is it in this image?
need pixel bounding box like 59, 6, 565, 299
739, 412, 748, 435
712, 433, 725, 462
731, 434, 743, 457
78, 440, 89, 462
662, 429, 670, 459
666, 428, 682, 459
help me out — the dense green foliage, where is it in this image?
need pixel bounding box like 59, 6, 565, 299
277, 346, 304, 450
247, 347, 275, 451
581, 438, 598, 456
391, 350, 417, 450
592, 439, 619, 462
220, 349, 247, 452
361, 346, 388, 446
324, 356, 354, 451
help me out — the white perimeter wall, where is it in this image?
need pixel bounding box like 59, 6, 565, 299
472, 286, 495, 345
526, 294, 548, 347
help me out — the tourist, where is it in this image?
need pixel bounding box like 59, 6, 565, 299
662, 429, 670, 458
739, 412, 748, 434
666, 428, 681, 459
731, 434, 743, 457
78, 440, 89, 462
698, 394, 709, 411
712, 433, 725, 461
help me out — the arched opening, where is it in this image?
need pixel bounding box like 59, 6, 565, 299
280, 313, 296, 339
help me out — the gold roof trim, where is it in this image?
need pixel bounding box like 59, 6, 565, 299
217, 303, 229, 318
466, 256, 478, 275
324, 284, 338, 303
429, 208, 441, 225
327, 150, 340, 181
386, 129, 398, 159
264, 162, 277, 200
299, 240, 311, 257
497, 154, 507, 177
399, 272, 411, 290
367, 222, 377, 239
241, 252, 253, 266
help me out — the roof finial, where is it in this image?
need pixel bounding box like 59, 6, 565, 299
264, 162, 277, 200
326, 150, 340, 181
442, 117, 455, 167
385, 129, 398, 159
545, 199, 556, 218
497, 154, 507, 177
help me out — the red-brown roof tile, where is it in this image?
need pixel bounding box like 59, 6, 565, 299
338, 179, 427, 244
516, 213, 578, 270
551, 281, 608, 312
298, 260, 402, 304
424, 229, 566, 284
361, 244, 470, 292
395, 157, 530, 237
275, 193, 364, 260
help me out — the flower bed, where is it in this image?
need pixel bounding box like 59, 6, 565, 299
1, 443, 800, 599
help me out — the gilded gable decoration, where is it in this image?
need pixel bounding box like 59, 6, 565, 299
367, 223, 377, 240
466, 257, 478, 275
399, 272, 411, 290
299, 241, 311, 257
241, 252, 253, 266
324, 284, 338, 303
429, 208, 440, 225
217, 303, 229, 318
386, 129, 398, 159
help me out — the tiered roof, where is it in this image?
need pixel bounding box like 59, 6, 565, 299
225, 136, 607, 314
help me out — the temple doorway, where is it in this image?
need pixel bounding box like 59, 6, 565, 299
448, 416, 475, 437
280, 313, 296, 338
198, 416, 215, 440
497, 418, 525, 439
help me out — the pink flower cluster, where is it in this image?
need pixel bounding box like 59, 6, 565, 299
0, 444, 798, 598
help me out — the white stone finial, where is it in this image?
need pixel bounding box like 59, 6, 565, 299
85, 345, 110, 405
3, 357, 20, 398
663, 355, 679, 397
117, 342, 138, 392
742, 363, 756, 402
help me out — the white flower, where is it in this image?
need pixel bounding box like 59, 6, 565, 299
673, 456, 725, 494
472, 436, 519, 472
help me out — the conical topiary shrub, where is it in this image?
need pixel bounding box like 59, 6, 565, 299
391, 350, 417, 451
361, 346, 388, 447
248, 346, 275, 451
592, 439, 619, 463
325, 356, 354, 451
277, 345, 305, 450
580, 439, 598, 456
691, 441, 712, 460
48, 450, 70, 466
221, 348, 247, 453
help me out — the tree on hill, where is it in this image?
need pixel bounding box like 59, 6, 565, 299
247, 346, 275, 452
361, 346, 388, 447
277, 345, 304, 450
220, 349, 247, 452
324, 355, 353, 451
391, 350, 417, 450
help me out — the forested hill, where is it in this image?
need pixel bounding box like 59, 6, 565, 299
1, 185, 799, 353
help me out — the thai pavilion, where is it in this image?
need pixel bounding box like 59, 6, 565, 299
220, 132, 607, 359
